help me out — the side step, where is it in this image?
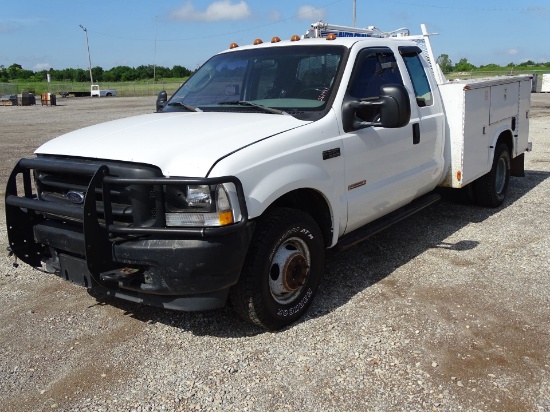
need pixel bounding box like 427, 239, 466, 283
334, 193, 441, 252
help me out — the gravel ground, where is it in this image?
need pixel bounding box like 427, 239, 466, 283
0, 95, 549, 411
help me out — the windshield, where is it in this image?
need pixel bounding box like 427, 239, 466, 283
166, 45, 345, 118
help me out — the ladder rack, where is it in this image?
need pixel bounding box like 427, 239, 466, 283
304, 21, 446, 85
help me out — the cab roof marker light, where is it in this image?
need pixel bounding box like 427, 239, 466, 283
271, 36, 281, 43
326, 33, 337, 40
290, 34, 300, 41
253, 38, 263, 45
229, 42, 239, 49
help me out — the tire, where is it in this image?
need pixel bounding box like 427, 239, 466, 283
473, 143, 511, 207
230, 207, 325, 330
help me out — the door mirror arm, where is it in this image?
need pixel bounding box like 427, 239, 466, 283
347, 100, 383, 129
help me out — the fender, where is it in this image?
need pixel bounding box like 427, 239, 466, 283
245, 163, 344, 246
486, 123, 514, 172
208, 111, 347, 247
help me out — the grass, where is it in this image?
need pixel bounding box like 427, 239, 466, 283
2, 68, 547, 96
5, 78, 189, 96
445, 69, 546, 80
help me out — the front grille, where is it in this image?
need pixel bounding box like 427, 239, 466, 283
34, 156, 163, 228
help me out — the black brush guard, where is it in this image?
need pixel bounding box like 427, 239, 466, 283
5, 157, 248, 279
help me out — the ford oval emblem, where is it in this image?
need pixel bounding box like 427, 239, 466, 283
66, 191, 85, 204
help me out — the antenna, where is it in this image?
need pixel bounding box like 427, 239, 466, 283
352, 0, 356, 27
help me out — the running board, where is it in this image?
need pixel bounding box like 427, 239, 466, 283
334, 193, 441, 252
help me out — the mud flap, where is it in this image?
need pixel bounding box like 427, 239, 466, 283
511, 153, 525, 177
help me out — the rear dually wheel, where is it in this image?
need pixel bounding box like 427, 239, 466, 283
474, 143, 511, 207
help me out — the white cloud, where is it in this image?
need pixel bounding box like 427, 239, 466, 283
507, 48, 519, 56
295, 5, 326, 21
170, 0, 251, 22
33, 63, 51, 71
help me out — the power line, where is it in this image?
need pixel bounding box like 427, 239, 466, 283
380, 0, 549, 12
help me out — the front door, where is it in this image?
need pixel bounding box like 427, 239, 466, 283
342, 47, 439, 234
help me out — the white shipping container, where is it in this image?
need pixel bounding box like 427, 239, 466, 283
541, 73, 550, 92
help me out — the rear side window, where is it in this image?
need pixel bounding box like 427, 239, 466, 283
402, 53, 433, 107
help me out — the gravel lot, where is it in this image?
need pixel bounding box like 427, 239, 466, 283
0, 95, 549, 411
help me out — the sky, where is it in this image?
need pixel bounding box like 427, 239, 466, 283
1, 0, 549, 72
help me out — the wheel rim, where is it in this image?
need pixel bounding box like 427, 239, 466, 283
495, 156, 507, 195
269, 237, 311, 304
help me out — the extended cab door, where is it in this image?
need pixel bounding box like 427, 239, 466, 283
341, 46, 442, 234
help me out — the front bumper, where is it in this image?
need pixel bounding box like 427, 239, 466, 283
37, 221, 255, 310
5, 156, 252, 311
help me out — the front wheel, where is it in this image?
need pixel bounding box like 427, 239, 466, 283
230, 208, 324, 330
473, 143, 511, 207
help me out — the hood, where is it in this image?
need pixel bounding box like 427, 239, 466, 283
36, 112, 308, 177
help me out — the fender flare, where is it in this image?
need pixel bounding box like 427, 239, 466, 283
243, 163, 343, 246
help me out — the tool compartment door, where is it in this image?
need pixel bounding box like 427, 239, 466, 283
489, 82, 519, 125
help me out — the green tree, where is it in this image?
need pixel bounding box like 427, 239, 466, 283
478, 63, 502, 72
7, 63, 23, 79
75, 68, 88, 82
171, 65, 192, 78
454, 58, 476, 72
0, 65, 8, 82
136, 65, 154, 80
155, 66, 171, 80
436, 54, 453, 73
92, 66, 104, 82
105, 66, 137, 81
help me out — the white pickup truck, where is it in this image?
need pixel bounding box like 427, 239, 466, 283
6, 22, 531, 330
90, 84, 116, 97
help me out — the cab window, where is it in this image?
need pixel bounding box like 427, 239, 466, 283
348, 49, 404, 121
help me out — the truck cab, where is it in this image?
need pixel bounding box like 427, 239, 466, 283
91, 84, 116, 97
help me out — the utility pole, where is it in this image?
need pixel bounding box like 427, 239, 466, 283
79, 24, 94, 85
153, 16, 157, 83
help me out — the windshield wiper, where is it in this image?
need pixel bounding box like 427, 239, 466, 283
218, 100, 287, 115
167, 102, 202, 112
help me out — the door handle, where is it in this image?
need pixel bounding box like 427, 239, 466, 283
413, 123, 420, 145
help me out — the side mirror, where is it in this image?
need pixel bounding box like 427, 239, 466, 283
376, 84, 411, 128
156, 90, 168, 112
343, 83, 411, 131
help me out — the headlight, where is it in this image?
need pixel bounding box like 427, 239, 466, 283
164, 184, 236, 227
186, 185, 212, 208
